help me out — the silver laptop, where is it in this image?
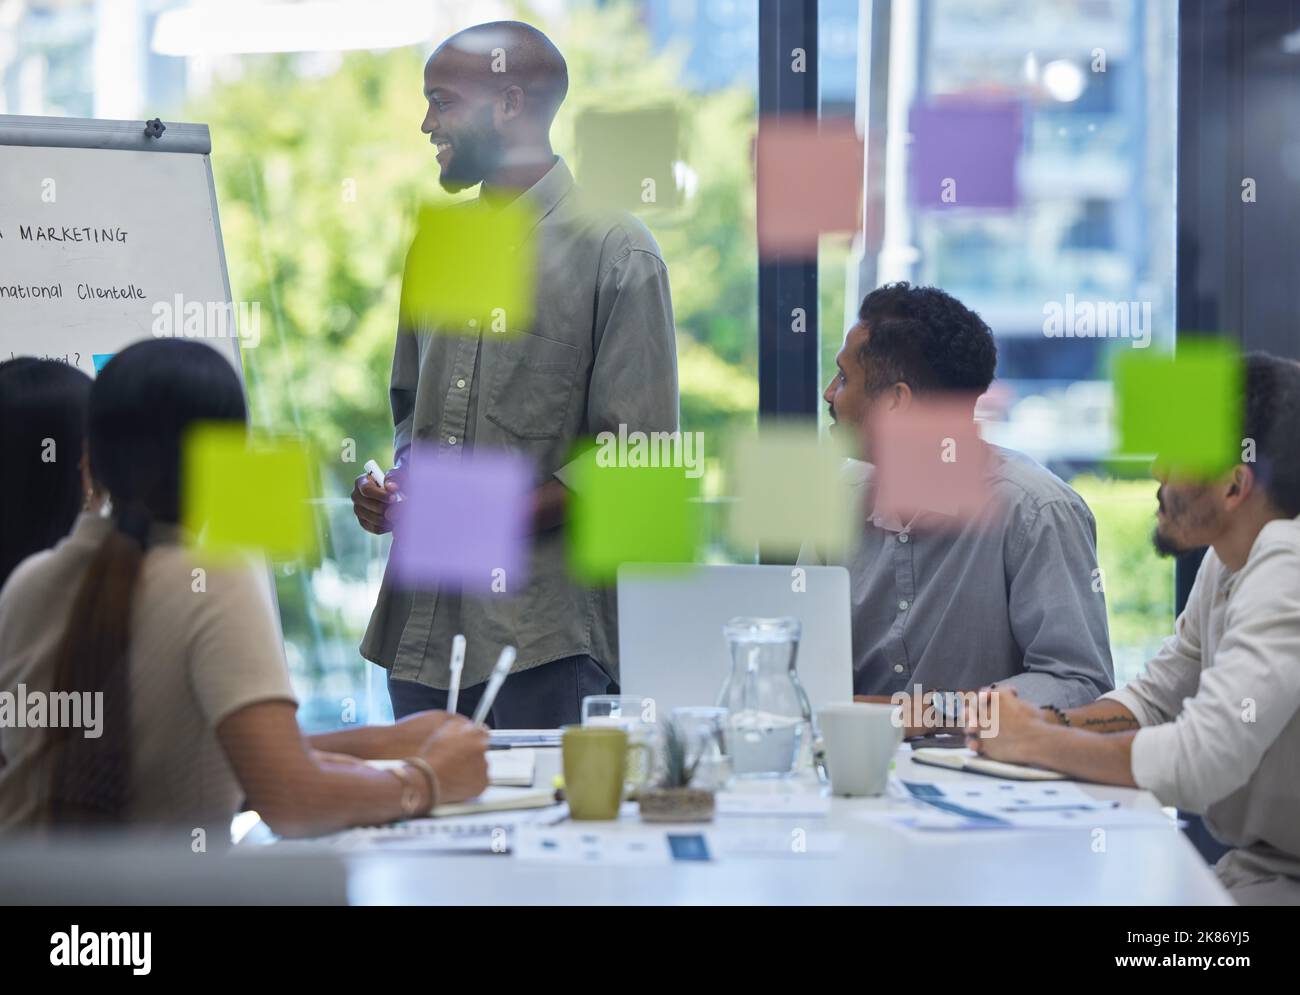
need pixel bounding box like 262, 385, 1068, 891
617, 563, 854, 717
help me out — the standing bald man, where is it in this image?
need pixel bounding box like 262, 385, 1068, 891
353, 21, 679, 726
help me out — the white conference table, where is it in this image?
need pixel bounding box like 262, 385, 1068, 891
336, 745, 1232, 905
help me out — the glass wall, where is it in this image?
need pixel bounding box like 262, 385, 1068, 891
820, 0, 1177, 685
1, 0, 1177, 721
0, 0, 760, 730
209, 1, 761, 728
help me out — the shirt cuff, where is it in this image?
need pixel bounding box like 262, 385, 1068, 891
994, 671, 1095, 709
1129, 721, 1183, 808
1100, 686, 1159, 727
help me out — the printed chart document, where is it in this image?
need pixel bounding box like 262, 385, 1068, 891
881, 779, 1171, 831
513, 826, 845, 864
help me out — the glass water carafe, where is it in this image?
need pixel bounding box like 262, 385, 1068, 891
718, 617, 812, 778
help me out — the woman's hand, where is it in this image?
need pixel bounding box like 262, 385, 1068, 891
383, 709, 460, 758
418, 716, 490, 804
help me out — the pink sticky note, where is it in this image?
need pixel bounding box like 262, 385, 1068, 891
867, 398, 995, 529
756, 117, 863, 257
388, 446, 532, 593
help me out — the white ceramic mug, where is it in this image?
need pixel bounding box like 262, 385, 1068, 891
818, 702, 903, 797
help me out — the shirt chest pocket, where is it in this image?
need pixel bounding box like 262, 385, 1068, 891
485, 331, 582, 440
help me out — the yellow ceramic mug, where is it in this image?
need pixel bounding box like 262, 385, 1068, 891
562, 725, 651, 820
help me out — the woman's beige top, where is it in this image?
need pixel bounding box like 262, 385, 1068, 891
0, 513, 296, 846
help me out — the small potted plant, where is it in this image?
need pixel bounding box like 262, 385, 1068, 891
637, 720, 716, 823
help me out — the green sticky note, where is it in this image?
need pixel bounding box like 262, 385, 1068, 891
567, 449, 701, 583
574, 105, 681, 212
726, 423, 858, 558
399, 199, 536, 333
1112, 339, 1242, 479
182, 422, 317, 562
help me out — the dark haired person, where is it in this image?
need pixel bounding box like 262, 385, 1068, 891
816, 282, 1114, 713
351, 21, 678, 725
969, 353, 1300, 904
0, 339, 488, 842
0, 358, 94, 591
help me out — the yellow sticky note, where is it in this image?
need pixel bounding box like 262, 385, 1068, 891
566, 444, 702, 584
574, 105, 681, 212
1112, 339, 1242, 479
399, 199, 536, 334
182, 422, 317, 562
726, 422, 859, 558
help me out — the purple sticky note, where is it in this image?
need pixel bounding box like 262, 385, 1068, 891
388, 445, 532, 594
909, 100, 1022, 209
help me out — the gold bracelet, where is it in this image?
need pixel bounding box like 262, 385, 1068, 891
402, 756, 440, 813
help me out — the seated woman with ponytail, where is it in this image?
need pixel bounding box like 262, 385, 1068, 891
0, 339, 488, 842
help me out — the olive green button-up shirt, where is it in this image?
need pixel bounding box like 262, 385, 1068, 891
360, 157, 679, 690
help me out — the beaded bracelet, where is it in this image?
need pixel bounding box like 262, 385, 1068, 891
1041, 704, 1071, 727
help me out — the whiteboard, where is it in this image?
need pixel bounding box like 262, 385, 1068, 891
0, 115, 279, 629
0, 115, 244, 378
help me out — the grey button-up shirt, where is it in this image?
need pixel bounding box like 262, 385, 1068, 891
360, 158, 679, 689
806, 446, 1114, 708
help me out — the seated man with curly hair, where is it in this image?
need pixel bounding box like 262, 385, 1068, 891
815, 283, 1115, 720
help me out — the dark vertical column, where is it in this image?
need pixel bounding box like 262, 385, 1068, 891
757, 0, 821, 424
756, 0, 821, 565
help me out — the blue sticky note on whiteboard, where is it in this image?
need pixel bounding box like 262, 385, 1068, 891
92, 354, 114, 373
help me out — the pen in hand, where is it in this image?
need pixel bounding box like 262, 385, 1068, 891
471, 646, 517, 727
365, 459, 404, 502
447, 633, 466, 716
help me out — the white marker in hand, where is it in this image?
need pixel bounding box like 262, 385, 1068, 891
364, 459, 403, 502
447, 633, 467, 716
471, 646, 517, 726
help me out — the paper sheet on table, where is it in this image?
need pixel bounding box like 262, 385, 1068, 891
514, 826, 684, 864
489, 729, 562, 749
715, 790, 831, 818
512, 825, 845, 864
713, 829, 845, 858
487, 748, 535, 786
281, 804, 570, 852
874, 779, 1172, 830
